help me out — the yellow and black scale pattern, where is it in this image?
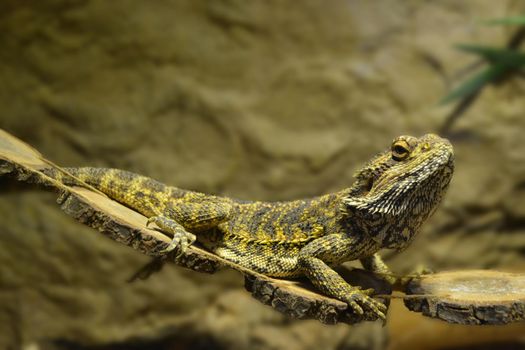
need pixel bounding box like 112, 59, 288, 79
43, 134, 454, 320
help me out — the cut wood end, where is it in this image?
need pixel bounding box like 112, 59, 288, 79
404, 270, 525, 325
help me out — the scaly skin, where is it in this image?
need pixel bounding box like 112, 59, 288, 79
43, 134, 454, 321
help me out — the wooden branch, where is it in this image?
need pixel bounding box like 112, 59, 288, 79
4, 128, 522, 325
0, 128, 390, 325
246, 268, 391, 324
404, 270, 525, 325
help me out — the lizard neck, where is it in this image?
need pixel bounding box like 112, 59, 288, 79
342, 155, 453, 251
344, 197, 437, 251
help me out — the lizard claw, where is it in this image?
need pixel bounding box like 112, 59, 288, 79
346, 289, 387, 321
146, 216, 157, 228
159, 230, 196, 257
147, 215, 196, 257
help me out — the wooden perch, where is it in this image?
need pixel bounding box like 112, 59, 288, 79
2, 128, 524, 326
404, 270, 525, 325
0, 128, 390, 325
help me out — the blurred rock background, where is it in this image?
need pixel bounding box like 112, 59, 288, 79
1, 0, 525, 349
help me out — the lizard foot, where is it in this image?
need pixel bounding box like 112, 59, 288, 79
146, 215, 196, 256
344, 288, 387, 321
160, 231, 197, 256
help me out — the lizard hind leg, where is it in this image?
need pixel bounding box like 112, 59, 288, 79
147, 215, 196, 256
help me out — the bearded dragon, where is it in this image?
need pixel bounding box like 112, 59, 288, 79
42, 134, 454, 320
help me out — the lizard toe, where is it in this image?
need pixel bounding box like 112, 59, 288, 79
348, 301, 364, 315
146, 216, 158, 228
346, 291, 387, 321
359, 287, 375, 296
160, 230, 196, 257
146, 215, 196, 257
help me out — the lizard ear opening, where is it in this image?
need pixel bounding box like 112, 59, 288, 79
364, 177, 374, 193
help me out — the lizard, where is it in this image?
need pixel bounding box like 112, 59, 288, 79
41, 133, 454, 321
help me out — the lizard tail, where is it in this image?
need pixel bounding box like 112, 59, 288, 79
41, 167, 172, 216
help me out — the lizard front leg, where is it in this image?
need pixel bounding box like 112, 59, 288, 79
298, 234, 387, 320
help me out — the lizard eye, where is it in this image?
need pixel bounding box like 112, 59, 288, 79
391, 140, 410, 161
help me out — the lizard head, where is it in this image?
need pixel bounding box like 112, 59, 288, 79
344, 134, 454, 249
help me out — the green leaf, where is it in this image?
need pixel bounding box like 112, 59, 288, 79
484, 16, 525, 26
440, 64, 508, 105
455, 44, 525, 67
